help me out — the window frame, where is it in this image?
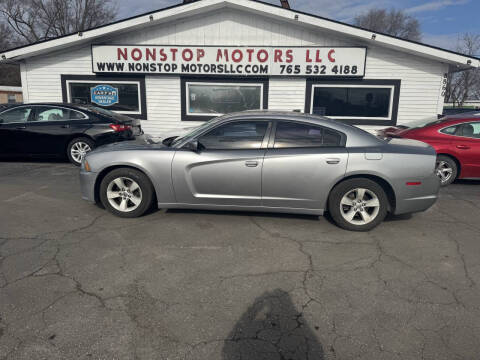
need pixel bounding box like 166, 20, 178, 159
269, 120, 347, 149
61, 75, 147, 120
439, 124, 461, 136
30, 105, 89, 122
439, 121, 480, 140
188, 119, 273, 151
7, 94, 16, 104
0, 106, 34, 124
181, 77, 269, 122
304, 79, 401, 126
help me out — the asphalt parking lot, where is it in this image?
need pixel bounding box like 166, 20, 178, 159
0, 161, 479, 360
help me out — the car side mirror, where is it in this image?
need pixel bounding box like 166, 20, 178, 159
184, 140, 200, 152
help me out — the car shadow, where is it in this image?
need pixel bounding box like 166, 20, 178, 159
384, 213, 413, 222
0, 156, 70, 165
165, 208, 320, 221
222, 289, 325, 360
453, 179, 480, 186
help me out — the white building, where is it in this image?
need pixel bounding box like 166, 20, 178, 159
1, 0, 478, 135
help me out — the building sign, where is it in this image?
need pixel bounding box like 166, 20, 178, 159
92, 45, 366, 77
90, 84, 119, 106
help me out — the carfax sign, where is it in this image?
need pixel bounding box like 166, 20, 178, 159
90, 85, 119, 106
92, 45, 366, 77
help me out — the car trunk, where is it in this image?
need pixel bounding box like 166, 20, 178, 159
118, 117, 143, 136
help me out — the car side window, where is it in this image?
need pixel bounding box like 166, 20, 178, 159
439, 125, 460, 135
197, 121, 269, 150
33, 107, 87, 122
274, 121, 343, 148
459, 122, 480, 139
0, 107, 32, 124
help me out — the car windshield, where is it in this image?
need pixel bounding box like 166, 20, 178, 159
170, 117, 224, 147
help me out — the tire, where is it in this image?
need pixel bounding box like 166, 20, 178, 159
99, 168, 155, 218
67, 137, 95, 166
436, 155, 458, 186
328, 178, 389, 232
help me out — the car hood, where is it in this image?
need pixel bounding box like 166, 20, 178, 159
91, 139, 168, 153
147, 126, 198, 143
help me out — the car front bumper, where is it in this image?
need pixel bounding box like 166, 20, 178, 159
79, 169, 98, 203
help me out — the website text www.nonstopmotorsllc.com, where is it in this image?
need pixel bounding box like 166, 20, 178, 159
95, 61, 270, 75
91, 45, 367, 77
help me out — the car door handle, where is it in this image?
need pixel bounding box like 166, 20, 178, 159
326, 158, 341, 165
61, 124, 70, 129
456, 145, 470, 150
15, 126, 26, 130
245, 160, 259, 167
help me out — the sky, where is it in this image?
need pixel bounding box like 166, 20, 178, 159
115, 0, 479, 50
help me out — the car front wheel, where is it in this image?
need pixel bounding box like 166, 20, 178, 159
99, 168, 155, 218
328, 178, 389, 231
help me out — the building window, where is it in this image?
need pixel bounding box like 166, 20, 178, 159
61, 75, 147, 119
181, 77, 269, 121
305, 80, 401, 126
7, 94, 16, 104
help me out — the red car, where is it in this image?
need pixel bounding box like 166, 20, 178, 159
378, 114, 480, 186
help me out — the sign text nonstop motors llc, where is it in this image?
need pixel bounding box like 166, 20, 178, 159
92, 45, 367, 77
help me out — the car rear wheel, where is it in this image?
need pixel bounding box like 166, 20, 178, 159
328, 178, 389, 232
67, 137, 95, 166
436, 155, 457, 186
100, 168, 155, 218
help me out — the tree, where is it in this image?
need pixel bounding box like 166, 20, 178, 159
0, 0, 118, 86
0, 0, 118, 43
0, 21, 21, 86
354, 8, 421, 41
445, 33, 480, 107
0, 21, 12, 50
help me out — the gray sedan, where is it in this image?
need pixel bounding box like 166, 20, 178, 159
79, 111, 440, 231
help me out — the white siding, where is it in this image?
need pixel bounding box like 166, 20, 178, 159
363, 45, 448, 129
144, 76, 187, 135
268, 78, 306, 112
21, 7, 449, 133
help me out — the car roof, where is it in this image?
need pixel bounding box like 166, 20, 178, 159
216, 110, 384, 147
439, 112, 480, 125
3, 102, 81, 108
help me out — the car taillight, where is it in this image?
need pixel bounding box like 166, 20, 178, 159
109, 124, 132, 132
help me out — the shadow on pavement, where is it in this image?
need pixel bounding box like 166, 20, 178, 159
453, 179, 480, 186
0, 156, 70, 165
166, 208, 320, 221
222, 289, 324, 360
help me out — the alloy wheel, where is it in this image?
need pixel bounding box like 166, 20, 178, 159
70, 141, 92, 163
106, 177, 143, 212
339, 188, 381, 226
436, 160, 453, 184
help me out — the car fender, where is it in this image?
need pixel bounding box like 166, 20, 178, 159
88, 150, 177, 204
328, 169, 397, 209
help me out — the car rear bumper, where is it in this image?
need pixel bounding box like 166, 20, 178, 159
393, 173, 440, 215
79, 169, 98, 203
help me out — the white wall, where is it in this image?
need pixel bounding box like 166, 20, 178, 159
21, 7, 449, 135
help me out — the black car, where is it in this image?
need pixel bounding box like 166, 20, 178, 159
0, 103, 143, 165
